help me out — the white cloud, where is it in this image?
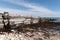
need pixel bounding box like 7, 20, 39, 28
3, 0, 55, 14
1, 0, 60, 17
0, 7, 60, 17
0, 7, 33, 16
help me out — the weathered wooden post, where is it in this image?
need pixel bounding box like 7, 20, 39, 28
38, 17, 42, 23
2, 13, 6, 30
30, 16, 33, 24
6, 12, 10, 29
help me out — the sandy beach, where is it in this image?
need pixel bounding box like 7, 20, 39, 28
0, 25, 60, 40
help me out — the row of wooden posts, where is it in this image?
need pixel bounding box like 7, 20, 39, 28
1, 12, 33, 30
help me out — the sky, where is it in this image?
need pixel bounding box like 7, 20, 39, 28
0, 0, 60, 17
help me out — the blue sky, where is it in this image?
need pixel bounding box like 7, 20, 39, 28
0, 0, 60, 17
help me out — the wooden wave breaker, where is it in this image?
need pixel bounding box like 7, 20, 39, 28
0, 12, 39, 30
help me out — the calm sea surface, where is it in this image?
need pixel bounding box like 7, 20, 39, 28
51, 17, 60, 22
